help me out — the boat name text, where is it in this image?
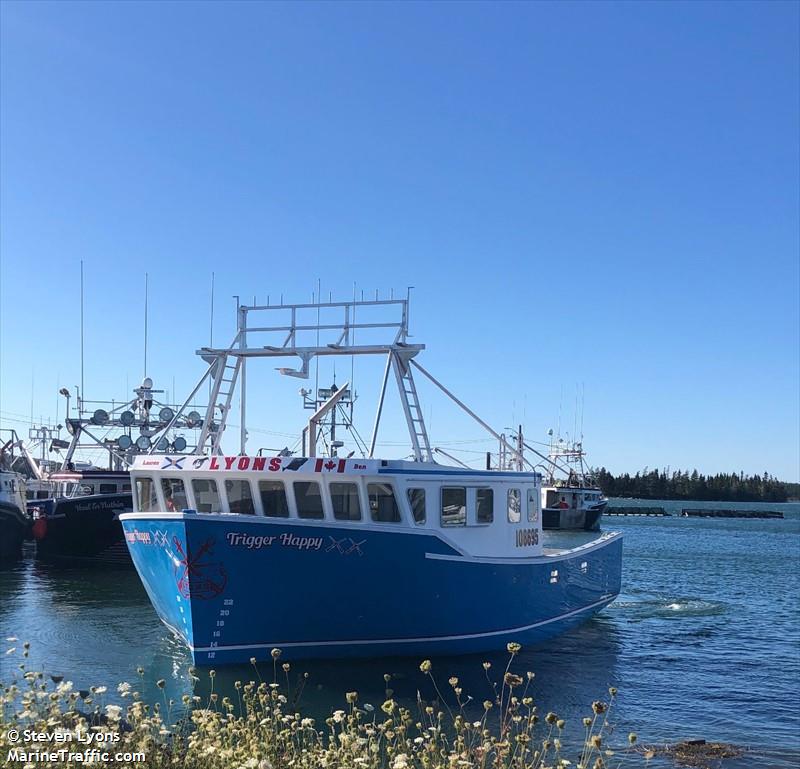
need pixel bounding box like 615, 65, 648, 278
226, 532, 324, 551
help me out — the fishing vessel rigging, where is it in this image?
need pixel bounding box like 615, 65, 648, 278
19, 382, 205, 564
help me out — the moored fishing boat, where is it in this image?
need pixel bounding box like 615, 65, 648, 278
20, 382, 203, 564
0, 433, 30, 562
540, 439, 607, 531
121, 296, 622, 663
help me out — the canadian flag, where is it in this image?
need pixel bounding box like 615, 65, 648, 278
314, 459, 346, 473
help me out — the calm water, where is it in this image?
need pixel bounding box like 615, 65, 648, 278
2, 499, 799, 768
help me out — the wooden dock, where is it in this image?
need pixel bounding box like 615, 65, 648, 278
681, 508, 784, 519
606, 507, 669, 517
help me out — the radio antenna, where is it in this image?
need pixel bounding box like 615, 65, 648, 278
143, 272, 149, 377
80, 260, 85, 398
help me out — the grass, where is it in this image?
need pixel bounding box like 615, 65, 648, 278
2, 640, 641, 769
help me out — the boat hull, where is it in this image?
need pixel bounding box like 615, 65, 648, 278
32, 493, 133, 564
121, 514, 622, 664
0, 501, 29, 561
542, 501, 606, 532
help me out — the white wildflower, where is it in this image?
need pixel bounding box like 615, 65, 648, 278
105, 704, 123, 720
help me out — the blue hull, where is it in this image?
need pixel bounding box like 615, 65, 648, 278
122, 515, 622, 664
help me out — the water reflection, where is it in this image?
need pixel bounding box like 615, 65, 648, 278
192, 616, 624, 725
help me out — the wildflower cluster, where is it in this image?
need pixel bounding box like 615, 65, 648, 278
1, 640, 637, 768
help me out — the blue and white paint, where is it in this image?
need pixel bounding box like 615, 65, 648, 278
122, 455, 622, 664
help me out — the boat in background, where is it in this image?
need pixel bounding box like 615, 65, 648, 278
121, 295, 622, 663
540, 437, 607, 531
16, 381, 205, 565
0, 431, 31, 562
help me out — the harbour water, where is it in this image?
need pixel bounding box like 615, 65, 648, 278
2, 498, 798, 767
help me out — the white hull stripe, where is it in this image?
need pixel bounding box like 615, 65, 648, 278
425, 531, 621, 564
189, 595, 617, 653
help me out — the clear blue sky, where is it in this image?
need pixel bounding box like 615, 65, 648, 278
1, 1, 798, 480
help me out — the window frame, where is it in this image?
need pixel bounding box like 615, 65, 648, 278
134, 476, 160, 513
367, 481, 402, 524
161, 477, 189, 512
407, 487, 426, 525
440, 486, 467, 527
225, 478, 257, 515
329, 481, 362, 521
191, 477, 223, 514
258, 479, 290, 518
476, 487, 494, 524
293, 480, 325, 520
507, 488, 522, 523
527, 487, 539, 522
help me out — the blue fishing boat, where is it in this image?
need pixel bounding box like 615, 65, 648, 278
121, 296, 622, 663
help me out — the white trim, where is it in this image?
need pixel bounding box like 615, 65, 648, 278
424, 531, 622, 565
190, 594, 617, 653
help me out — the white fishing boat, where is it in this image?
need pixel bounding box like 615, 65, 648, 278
540, 437, 607, 531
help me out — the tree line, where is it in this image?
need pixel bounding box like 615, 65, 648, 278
594, 467, 798, 503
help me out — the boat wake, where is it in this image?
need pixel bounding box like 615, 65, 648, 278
609, 593, 726, 621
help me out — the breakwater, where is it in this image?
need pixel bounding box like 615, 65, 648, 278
606, 506, 669, 516
681, 508, 784, 519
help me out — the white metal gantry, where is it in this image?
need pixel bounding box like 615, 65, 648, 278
159, 296, 433, 461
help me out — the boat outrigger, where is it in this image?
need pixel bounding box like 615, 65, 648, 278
121, 296, 622, 663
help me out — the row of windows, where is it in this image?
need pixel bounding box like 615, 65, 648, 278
135, 476, 540, 527
138, 477, 403, 523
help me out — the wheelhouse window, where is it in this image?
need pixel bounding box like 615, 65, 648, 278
368, 482, 401, 523
527, 488, 538, 522
507, 488, 521, 522
330, 482, 361, 521
135, 477, 159, 512
294, 481, 324, 519
476, 488, 494, 523
441, 487, 466, 527
259, 480, 289, 517
99, 483, 118, 494
161, 478, 188, 512
408, 488, 426, 525
192, 478, 221, 513
226, 479, 255, 515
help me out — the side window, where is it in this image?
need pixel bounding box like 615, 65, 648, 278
527, 488, 538, 522
441, 487, 466, 527
294, 481, 324, 519
408, 488, 426, 525
259, 480, 289, 517
99, 483, 118, 494
135, 477, 159, 512
367, 482, 401, 523
330, 482, 361, 521
191, 478, 221, 513
476, 488, 494, 524
161, 478, 188, 512
226, 479, 255, 515
122, 484, 132, 493
507, 488, 521, 522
